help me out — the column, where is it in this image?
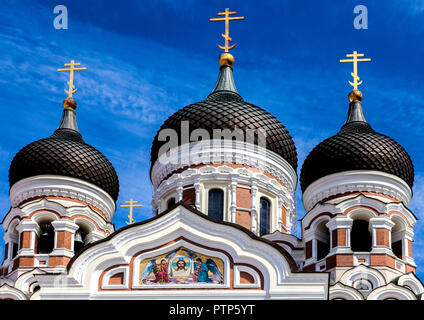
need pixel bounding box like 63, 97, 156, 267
326, 217, 353, 255
16, 220, 40, 256
51, 220, 79, 257
194, 181, 201, 211
369, 217, 394, 255
230, 180, 237, 224
250, 182, 258, 235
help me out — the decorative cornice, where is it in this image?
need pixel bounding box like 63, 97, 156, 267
302, 170, 412, 212
10, 175, 116, 221
151, 140, 297, 194
155, 165, 295, 217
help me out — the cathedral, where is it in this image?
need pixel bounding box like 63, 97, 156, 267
0, 9, 422, 300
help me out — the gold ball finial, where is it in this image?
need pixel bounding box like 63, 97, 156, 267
348, 89, 363, 102
219, 52, 235, 67
63, 97, 77, 110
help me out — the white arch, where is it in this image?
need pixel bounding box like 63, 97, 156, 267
339, 265, 386, 288
367, 283, 417, 300
0, 284, 27, 300
397, 273, 424, 296
329, 282, 364, 300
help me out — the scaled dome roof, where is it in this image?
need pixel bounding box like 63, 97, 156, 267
151, 62, 298, 172
300, 98, 414, 192
9, 100, 120, 201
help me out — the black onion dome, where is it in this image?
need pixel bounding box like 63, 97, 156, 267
300, 99, 414, 192
9, 102, 119, 201
150, 64, 297, 172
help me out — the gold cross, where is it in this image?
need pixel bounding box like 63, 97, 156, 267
210, 8, 244, 52
120, 198, 143, 225
57, 60, 87, 98
340, 51, 371, 90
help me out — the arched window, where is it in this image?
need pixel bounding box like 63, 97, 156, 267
10, 224, 19, 259
316, 220, 330, 260
260, 197, 270, 236
351, 220, 372, 252
167, 197, 176, 210
37, 223, 55, 254
208, 189, 224, 221
74, 224, 89, 254
391, 218, 404, 259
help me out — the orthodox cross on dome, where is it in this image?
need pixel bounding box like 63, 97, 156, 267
210, 8, 244, 52
57, 60, 87, 98
121, 198, 143, 225
340, 51, 371, 90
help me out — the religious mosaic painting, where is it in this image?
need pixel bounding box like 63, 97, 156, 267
139, 247, 224, 285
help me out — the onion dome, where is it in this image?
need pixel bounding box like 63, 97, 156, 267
150, 53, 298, 172
9, 97, 119, 201
300, 89, 414, 192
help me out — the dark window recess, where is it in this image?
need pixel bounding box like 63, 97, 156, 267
392, 240, 403, 259
74, 229, 88, 254
208, 189, 224, 221
260, 198, 270, 236
317, 240, 330, 260
167, 197, 176, 209
12, 242, 18, 259
37, 223, 55, 254
351, 220, 372, 252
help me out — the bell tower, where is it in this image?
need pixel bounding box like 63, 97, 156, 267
149, 9, 298, 237
1, 61, 119, 280
299, 51, 417, 290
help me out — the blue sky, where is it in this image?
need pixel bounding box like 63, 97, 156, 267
1, 0, 424, 279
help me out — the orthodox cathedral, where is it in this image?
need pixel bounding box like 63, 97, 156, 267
0, 9, 422, 300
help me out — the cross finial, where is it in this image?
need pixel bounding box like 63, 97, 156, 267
210, 8, 244, 52
120, 198, 143, 225
57, 60, 87, 98
340, 51, 371, 90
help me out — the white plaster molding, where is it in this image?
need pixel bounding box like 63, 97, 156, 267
339, 264, 386, 288
33, 205, 328, 300
397, 273, 424, 296
233, 265, 261, 288
302, 194, 416, 232
303, 170, 412, 212
151, 140, 297, 195
0, 283, 27, 300
329, 282, 364, 300
101, 266, 130, 290
3, 198, 114, 236
367, 282, 417, 300
10, 175, 116, 221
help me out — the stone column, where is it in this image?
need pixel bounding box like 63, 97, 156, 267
369, 217, 394, 255
230, 180, 237, 224
51, 220, 79, 256
194, 181, 201, 211
326, 217, 353, 254
250, 183, 258, 235
16, 220, 40, 256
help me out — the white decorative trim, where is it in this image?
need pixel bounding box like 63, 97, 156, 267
3, 198, 114, 236
102, 266, 130, 290
33, 205, 328, 300
154, 165, 295, 231
151, 140, 297, 195
329, 282, 363, 300
234, 265, 261, 288
339, 264, 386, 288
10, 175, 116, 221
367, 282, 417, 300
302, 170, 412, 212
303, 194, 417, 233
0, 284, 27, 300
397, 273, 424, 296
